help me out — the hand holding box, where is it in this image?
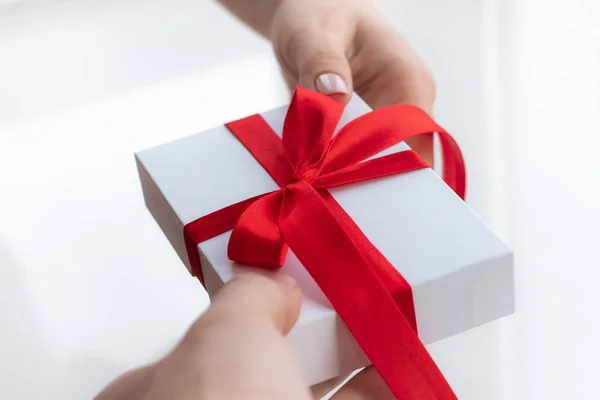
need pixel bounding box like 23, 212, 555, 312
136, 87, 514, 398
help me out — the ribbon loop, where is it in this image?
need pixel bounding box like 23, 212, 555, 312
282, 86, 345, 177
183, 194, 268, 281
228, 190, 288, 269
314, 150, 428, 189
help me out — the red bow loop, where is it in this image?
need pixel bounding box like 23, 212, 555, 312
323, 105, 439, 172
282, 86, 345, 181
210, 87, 466, 283
227, 190, 288, 269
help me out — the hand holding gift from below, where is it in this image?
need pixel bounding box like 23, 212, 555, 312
95, 273, 399, 400
98, 82, 467, 399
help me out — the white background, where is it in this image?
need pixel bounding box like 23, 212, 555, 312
0, 0, 599, 399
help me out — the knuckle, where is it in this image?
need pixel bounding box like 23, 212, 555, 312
275, 22, 349, 76
302, 49, 347, 72
274, 27, 307, 74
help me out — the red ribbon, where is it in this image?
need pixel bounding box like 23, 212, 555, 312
184, 87, 465, 399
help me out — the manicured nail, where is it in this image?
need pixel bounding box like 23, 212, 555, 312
315, 73, 348, 95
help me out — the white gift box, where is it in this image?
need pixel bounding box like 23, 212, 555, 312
135, 94, 514, 387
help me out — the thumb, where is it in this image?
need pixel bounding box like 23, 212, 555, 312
199, 273, 303, 335
289, 31, 353, 102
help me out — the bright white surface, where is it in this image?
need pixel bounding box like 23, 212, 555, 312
1, 0, 598, 399
137, 93, 513, 384
502, 1, 600, 399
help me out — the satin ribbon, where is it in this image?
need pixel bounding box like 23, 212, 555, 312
184, 87, 465, 399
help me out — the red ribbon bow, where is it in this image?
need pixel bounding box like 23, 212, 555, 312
184, 87, 465, 399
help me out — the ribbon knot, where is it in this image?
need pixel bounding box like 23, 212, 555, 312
296, 167, 318, 184
183, 86, 465, 399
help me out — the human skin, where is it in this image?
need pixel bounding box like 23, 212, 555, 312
96, 273, 396, 399
219, 0, 437, 165
97, 1, 437, 398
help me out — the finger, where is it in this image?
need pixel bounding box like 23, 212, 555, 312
353, 26, 436, 114
206, 272, 303, 335
282, 68, 299, 95
350, 22, 436, 165
356, 55, 436, 166
329, 366, 395, 400
159, 273, 307, 398
96, 275, 306, 400
281, 23, 354, 102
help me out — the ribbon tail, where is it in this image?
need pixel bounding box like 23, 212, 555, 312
280, 181, 457, 400
313, 150, 428, 189
282, 86, 345, 172
438, 131, 466, 200
320, 190, 418, 331
320, 104, 467, 201
322, 104, 444, 173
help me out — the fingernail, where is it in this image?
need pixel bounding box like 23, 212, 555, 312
315, 73, 348, 95
271, 274, 297, 290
